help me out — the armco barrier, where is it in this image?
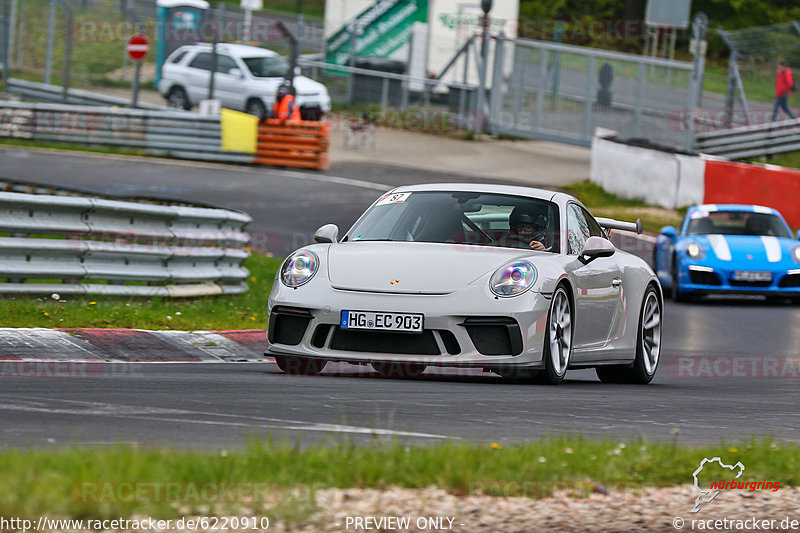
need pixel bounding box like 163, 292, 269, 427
0, 191, 252, 297
255, 119, 330, 170
0, 102, 330, 170
592, 129, 800, 226
704, 160, 800, 228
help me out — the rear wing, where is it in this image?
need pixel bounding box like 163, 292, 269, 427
595, 217, 643, 235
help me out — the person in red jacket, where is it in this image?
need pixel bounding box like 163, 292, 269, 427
772, 61, 796, 121
272, 84, 301, 122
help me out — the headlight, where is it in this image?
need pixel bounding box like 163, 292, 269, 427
686, 242, 706, 260
490, 261, 536, 297
281, 250, 319, 288
792, 246, 800, 264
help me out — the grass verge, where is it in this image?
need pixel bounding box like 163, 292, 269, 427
0, 437, 796, 520
562, 181, 684, 234
0, 254, 281, 330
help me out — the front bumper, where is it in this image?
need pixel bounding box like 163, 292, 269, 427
678, 262, 800, 296
266, 284, 551, 369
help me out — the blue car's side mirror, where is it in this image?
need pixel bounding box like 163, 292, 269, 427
661, 226, 677, 238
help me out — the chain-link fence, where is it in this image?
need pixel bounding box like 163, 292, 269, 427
1, 0, 322, 95
492, 36, 696, 149
717, 22, 800, 127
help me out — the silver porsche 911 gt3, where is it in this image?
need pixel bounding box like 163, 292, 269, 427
266, 184, 663, 384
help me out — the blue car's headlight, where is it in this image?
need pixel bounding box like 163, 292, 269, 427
281, 250, 319, 287
792, 246, 800, 264
490, 261, 536, 297
686, 242, 706, 260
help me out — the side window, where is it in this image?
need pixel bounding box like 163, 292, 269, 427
579, 206, 605, 238
216, 55, 238, 74
567, 204, 591, 255
188, 52, 212, 71
170, 50, 188, 64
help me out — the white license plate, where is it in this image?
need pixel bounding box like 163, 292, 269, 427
340, 310, 423, 333
733, 270, 772, 282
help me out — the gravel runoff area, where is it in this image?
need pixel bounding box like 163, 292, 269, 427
82, 485, 789, 533
261, 485, 799, 532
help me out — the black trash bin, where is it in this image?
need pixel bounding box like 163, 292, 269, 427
353, 57, 406, 106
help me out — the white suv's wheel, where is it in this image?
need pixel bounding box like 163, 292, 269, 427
166, 87, 191, 110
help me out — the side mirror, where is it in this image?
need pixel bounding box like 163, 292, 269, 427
661, 225, 677, 239
797, 229, 800, 240
314, 224, 339, 244
228, 68, 243, 78
579, 236, 615, 264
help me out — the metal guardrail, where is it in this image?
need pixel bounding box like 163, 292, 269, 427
4, 77, 164, 109
0, 101, 255, 164
695, 117, 800, 159
0, 191, 252, 297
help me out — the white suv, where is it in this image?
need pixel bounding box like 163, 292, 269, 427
159, 43, 331, 119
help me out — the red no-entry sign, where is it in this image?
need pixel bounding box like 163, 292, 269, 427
126, 34, 150, 62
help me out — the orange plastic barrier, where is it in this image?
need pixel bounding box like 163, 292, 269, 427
254, 119, 330, 170
704, 159, 800, 228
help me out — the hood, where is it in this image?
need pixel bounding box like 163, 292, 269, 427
697, 235, 799, 264
326, 242, 538, 294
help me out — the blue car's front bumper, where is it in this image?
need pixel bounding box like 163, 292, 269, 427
677, 261, 800, 297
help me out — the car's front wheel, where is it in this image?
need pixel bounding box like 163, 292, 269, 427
371, 361, 426, 378
671, 257, 692, 302
274, 355, 326, 376
537, 284, 573, 384
245, 99, 266, 119
166, 86, 191, 110
596, 285, 662, 384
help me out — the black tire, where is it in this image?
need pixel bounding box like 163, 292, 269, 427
671, 257, 692, 303
536, 284, 573, 384
596, 285, 662, 384
371, 361, 426, 378
166, 86, 191, 110
245, 99, 266, 119
274, 355, 326, 376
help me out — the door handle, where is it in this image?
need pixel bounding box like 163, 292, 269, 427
612, 277, 622, 288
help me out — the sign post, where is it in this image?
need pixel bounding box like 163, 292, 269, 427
126, 33, 149, 108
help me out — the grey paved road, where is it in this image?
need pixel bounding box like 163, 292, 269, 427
0, 147, 797, 448
1, 292, 799, 449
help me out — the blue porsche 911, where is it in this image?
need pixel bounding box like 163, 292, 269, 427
654, 204, 800, 302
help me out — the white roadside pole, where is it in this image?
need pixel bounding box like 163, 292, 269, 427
240, 0, 262, 42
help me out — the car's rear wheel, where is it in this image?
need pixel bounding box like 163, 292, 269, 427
245, 99, 266, 119
274, 355, 326, 376
166, 86, 191, 110
371, 361, 426, 378
536, 284, 573, 384
596, 285, 662, 384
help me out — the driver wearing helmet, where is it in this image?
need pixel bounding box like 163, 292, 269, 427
505, 205, 553, 251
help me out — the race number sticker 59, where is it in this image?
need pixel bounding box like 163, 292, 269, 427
376, 192, 411, 206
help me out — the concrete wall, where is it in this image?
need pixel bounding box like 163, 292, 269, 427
590, 130, 705, 209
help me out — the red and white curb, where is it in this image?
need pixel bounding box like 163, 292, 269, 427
0, 328, 267, 362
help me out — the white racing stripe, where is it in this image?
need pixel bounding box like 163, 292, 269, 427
761, 236, 782, 262
707, 234, 732, 261
753, 205, 773, 214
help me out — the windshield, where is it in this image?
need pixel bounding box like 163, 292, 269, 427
686, 211, 791, 238
345, 191, 561, 253
242, 56, 288, 78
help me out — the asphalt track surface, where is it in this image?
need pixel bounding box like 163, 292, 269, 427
1, 147, 799, 448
